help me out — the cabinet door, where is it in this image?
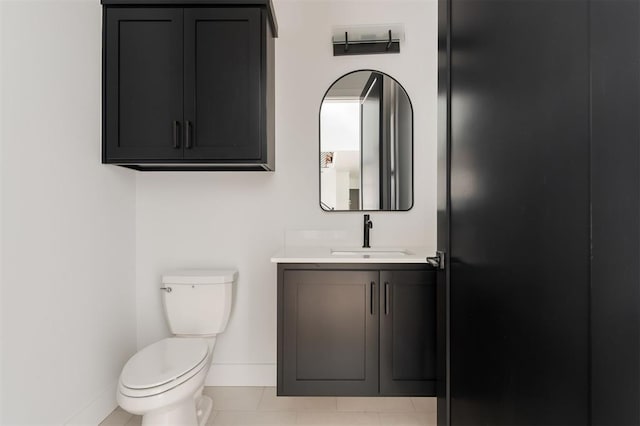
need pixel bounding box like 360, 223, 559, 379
104, 8, 184, 161
183, 8, 262, 161
280, 270, 379, 395
380, 270, 436, 395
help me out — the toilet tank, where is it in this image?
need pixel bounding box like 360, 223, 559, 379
161, 269, 237, 336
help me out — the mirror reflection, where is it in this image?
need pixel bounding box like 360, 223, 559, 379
320, 70, 413, 211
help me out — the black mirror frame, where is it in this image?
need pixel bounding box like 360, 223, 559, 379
318, 69, 415, 212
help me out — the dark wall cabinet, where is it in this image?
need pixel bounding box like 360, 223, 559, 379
102, 1, 276, 171
277, 264, 436, 396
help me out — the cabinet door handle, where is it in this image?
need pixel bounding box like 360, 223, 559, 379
370, 281, 376, 315
172, 120, 181, 149
185, 120, 193, 149
384, 282, 390, 315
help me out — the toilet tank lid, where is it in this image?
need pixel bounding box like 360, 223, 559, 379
162, 269, 238, 284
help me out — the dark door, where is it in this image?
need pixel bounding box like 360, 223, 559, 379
183, 8, 261, 161
436, 0, 450, 420
280, 270, 379, 395
104, 8, 184, 161
590, 2, 640, 424
446, 1, 590, 425
380, 270, 436, 395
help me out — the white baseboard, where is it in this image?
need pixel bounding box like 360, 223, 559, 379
64, 380, 118, 425
205, 363, 276, 387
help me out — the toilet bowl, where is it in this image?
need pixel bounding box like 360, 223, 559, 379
118, 337, 215, 425
117, 270, 237, 426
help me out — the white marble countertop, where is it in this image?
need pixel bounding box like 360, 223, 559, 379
270, 246, 432, 264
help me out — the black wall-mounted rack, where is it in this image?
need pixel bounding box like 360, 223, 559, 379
333, 30, 400, 56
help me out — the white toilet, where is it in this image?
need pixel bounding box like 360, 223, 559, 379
117, 269, 237, 426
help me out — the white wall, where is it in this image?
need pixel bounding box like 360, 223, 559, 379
0, 2, 5, 422
0, 2, 137, 424
0, 0, 437, 423
135, 0, 438, 386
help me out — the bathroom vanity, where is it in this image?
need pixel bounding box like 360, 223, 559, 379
274, 66, 438, 397
272, 247, 436, 397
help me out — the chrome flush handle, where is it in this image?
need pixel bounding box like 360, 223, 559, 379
160, 287, 172, 293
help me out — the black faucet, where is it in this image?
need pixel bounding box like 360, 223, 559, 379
363, 214, 373, 248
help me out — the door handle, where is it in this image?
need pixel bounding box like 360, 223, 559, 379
172, 121, 181, 149
384, 282, 390, 315
370, 281, 376, 315
185, 120, 193, 149
427, 251, 446, 269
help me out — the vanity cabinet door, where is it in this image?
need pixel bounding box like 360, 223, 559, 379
183, 8, 263, 161
104, 8, 184, 162
380, 270, 437, 395
279, 270, 379, 395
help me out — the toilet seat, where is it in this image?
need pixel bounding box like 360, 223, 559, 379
119, 338, 209, 398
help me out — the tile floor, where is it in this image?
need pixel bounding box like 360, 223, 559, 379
100, 386, 437, 426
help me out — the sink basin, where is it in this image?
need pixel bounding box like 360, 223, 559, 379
330, 248, 412, 257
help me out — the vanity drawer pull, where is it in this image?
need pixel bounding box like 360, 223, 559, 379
370, 281, 375, 315
384, 282, 390, 315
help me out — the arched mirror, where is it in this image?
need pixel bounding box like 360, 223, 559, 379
320, 70, 413, 211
